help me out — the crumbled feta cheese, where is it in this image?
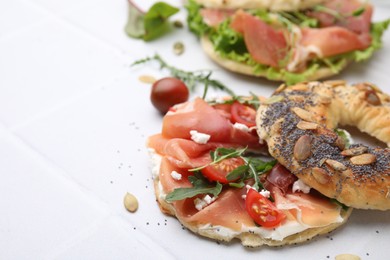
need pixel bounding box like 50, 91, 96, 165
170, 171, 182, 181
190, 130, 211, 144
259, 189, 271, 198
245, 185, 256, 191
292, 179, 311, 194
233, 122, 250, 132
194, 195, 216, 211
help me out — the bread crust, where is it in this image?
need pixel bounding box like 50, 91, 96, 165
256, 81, 390, 210
201, 36, 345, 83
194, 0, 325, 11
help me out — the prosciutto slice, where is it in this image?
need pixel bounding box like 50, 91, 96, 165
307, 0, 373, 35
230, 10, 288, 68
301, 26, 371, 57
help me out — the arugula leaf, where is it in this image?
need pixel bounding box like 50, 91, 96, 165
226, 165, 249, 181
125, 1, 179, 41
165, 172, 223, 202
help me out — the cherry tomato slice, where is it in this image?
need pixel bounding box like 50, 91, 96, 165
201, 157, 245, 184
231, 102, 256, 127
245, 189, 286, 228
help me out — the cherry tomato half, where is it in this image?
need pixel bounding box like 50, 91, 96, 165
150, 77, 189, 114
245, 189, 286, 228
231, 102, 256, 127
201, 157, 245, 184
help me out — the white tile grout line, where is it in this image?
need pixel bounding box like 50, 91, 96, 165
1, 118, 177, 259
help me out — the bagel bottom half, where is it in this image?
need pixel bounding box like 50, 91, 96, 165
256, 81, 390, 210
201, 36, 347, 83
149, 149, 352, 247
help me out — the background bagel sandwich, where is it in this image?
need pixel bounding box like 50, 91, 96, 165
187, 0, 389, 84
256, 81, 390, 210
147, 97, 352, 247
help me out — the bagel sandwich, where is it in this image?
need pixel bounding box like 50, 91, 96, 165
187, 0, 389, 84
256, 80, 390, 210
147, 96, 352, 247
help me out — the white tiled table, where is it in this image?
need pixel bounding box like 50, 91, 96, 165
1, 0, 389, 259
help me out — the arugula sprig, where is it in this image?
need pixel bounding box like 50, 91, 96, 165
131, 54, 235, 96
165, 147, 276, 202
165, 172, 222, 202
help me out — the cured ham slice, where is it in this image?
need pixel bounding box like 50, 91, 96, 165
162, 98, 232, 142
159, 157, 193, 193
301, 26, 371, 57
200, 8, 235, 27
307, 0, 373, 35
273, 188, 343, 227
175, 188, 256, 231
230, 10, 288, 68
162, 98, 261, 149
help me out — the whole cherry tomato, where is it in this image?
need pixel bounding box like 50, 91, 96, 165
150, 77, 189, 114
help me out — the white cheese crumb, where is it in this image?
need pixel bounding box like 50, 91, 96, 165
259, 189, 271, 198
292, 179, 311, 194
170, 171, 182, 181
233, 122, 250, 132
194, 195, 216, 211
190, 130, 211, 144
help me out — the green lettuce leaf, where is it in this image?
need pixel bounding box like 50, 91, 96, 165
186, 0, 210, 36
187, 0, 390, 84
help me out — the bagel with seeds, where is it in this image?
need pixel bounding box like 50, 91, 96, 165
256, 81, 390, 210
147, 97, 352, 247
187, 0, 389, 84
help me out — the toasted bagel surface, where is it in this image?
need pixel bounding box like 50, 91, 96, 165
256, 81, 390, 210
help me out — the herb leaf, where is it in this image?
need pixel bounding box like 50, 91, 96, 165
131, 54, 235, 96
125, 1, 179, 41
165, 172, 223, 202
226, 164, 249, 181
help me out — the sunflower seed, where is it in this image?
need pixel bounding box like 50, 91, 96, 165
341, 146, 368, 156
350, 153, 376, 165
311, 167, 330, 184
291, 107, 314, 122
324, 80, 346, 87
297, 120, 318, 130
124, 192, 138, 213
173, 42, 185, 55
325, 159, 347, 171
294, 135, 312, 161
365, 90, 381, 106
138, 75, 156, 84
264, 95, 284, 104
290, 83, 309, 91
